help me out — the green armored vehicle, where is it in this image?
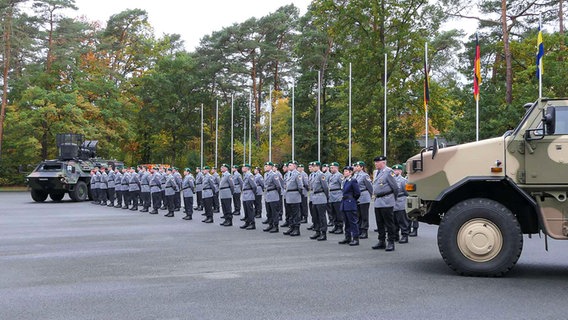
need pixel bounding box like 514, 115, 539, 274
26, 134, 122, 202
405, 98, 568, 276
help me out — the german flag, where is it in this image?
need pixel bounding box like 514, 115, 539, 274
423, 49, 430, 111
536, 22, 544, 79
474, 34, 481, 101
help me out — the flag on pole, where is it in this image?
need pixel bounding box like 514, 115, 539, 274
536, 21, 544, 79
473, 33, 482, 101
423, 51, 430, 110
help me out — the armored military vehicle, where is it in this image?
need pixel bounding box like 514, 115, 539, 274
405, 98, 568, 276
26, 134, 122, 202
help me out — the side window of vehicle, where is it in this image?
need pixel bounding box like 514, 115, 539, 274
554, 107, 568, 135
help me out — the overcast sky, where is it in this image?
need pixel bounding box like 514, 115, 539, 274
69, 0, 312, 51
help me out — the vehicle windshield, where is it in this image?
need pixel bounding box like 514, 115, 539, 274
37, 163, 63, 172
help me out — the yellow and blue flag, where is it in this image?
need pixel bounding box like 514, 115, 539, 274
536, 22, 544, 79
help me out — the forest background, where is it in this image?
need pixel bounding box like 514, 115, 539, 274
0, 0, 567, 185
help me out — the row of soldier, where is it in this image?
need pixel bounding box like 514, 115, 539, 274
89, 156, 418, 251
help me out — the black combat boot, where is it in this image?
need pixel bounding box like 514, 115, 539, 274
263, 225, 273, 232
283, 227, 294, 235
262, 219, 269, 224
332, 224, 344, 234
339, 235, 352, 245
289, 226, 301, 236
317, 232, 327, 241
269, 225, 279, 233
409, 228, 418, 237
182, 213, 191, 220
165, 212, 174, 217
280, 221, 290, 228
300, 217, 308, 224
307, 224, 314, 231
372, 240, 386, 250
202, 217, 213, 223
310, 231, 321, 240
385, 241, 395, 251
399, 236, 408, 244
140, 208, 149, 212
359, 229, 368, 239
149, 209, 158, 214
349, 237, 359, 246
239, 222, 250, 229
245, 223, 256, 230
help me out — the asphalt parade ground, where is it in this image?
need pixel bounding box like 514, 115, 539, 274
2, 192, 568, 320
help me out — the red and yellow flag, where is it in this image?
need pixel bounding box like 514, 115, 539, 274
473, 33, 481, 101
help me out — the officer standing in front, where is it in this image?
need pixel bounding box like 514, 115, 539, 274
201, 166, 216, 223
263, 162, 281, 233
339, 166, 361, 246
283, 161, 304, 237
371, 156, 399, 252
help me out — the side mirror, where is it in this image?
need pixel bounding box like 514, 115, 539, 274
432, 137, 439, 159
544, 107, 556, 135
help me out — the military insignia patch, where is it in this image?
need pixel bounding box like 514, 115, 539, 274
322, 176, 326, 181
390, 172, 395, 177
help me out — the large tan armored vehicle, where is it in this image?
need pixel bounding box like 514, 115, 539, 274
405, 98, 568, 276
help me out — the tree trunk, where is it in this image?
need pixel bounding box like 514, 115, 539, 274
501, 0, 513, 104
0, 1, 14, 159
560, 0, 564, 35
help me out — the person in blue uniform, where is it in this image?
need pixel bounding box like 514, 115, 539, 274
339, 166, 361, 246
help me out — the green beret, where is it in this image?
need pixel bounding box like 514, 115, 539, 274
265, 161, 274, 166
289, 161, 298, 165
312, 161, 321, 167
374, 155, 387, 162
184, 167, 191, 172
322, 163, 329, 168
196, 167, 201, 170
203, 166, 211, 170
355, 161, 365, 167
330, 162, 340, 167
221, 163, 230, 169
392, 164, 404, 170
232, 165, 239, 168
242, 163, 251, 168
167, 168, 173, 171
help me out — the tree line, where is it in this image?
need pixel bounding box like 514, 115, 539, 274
0, 0, 567, 185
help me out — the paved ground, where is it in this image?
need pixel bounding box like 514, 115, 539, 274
1, 192, 568, 320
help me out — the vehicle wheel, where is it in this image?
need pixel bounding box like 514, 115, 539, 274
49, 193, 65, 202
31, 189, 48, 202
438, 198, 523, 277
69, 181, 88, 202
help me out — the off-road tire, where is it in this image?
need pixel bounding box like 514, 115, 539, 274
69, 181, 88, 202
31, 189, 48, 202
438, 198, 523, 277
49, 193, 65, 202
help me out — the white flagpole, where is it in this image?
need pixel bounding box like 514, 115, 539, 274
248, 90, 252, 164
425, 43, 429, 149
215, 100, 218, 168
384, 53, 388, 157
200, 103, 204, 168
231, 95, 234, 167
348, 63, 352, 165
269, 85, 272, 162
243, 116, 246, 164
317, 70, 321, 162
292, 79, 295, 162
476, 97, 479, 142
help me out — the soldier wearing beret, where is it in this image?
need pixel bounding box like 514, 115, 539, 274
181, 168, 195, 220
106, 165, 116, 207
354, 161, 373, 239
194, 167, 204, 211
128, 167, 141, 211
201, 166, 216, 223
297, 164, 309, 224
273, 163, 285, 223
120, 167, 130, 209
219, 164, 235, 226
164, 168, 178, 217
309, 161, 329, 241
283, 161, 304, 236
91, 167, 100, 205
231, 165, 243, 216
149, 167, 162, 214
113, 167, 123, 208
240, 164, 257, 230
339, 166, 361, 246
280, 162, 291, 228
371, 156, 399, 251
172, 167, 183, 211
211, 167, 221, 213
139, 166, 151, 212
328, 162, 344, 234
253, 167, 264, 219
99, 166, 109, 206
392, 164, 410, 243
263, 162, 281, 233
322, 163, 333, 227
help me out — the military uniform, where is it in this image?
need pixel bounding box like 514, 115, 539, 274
120, 170, 130, 209
91, 169, 100, 204
354, 162, 373, 239
298, 165, 309, 223
114, 169, 123, 208
201, 167, 216, 223
99, 168, 109, 205
283, 162, 305, 236
231, 166, 243, 215
173, 169, 183, 211
219, 165, 235, 226
128, 168, 141, 211
281, 164, 292, 227
392, 164, 410, 243
309, 162, 329, 241
328, 162, 344, 234
164, 169, 179, 217
371, 156, 399, 251
212, 169, 221, 213
322, 164, 333, 227
240, 165, 257, 229
339, 166, 361, 246
140, 169, 151, 212
149, 170, 162, 214
194, 168, 204, 211
254, 169, 264, 219
181, 168, 195, 220
107, 167, 116, 207
263, 162, 281, 233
